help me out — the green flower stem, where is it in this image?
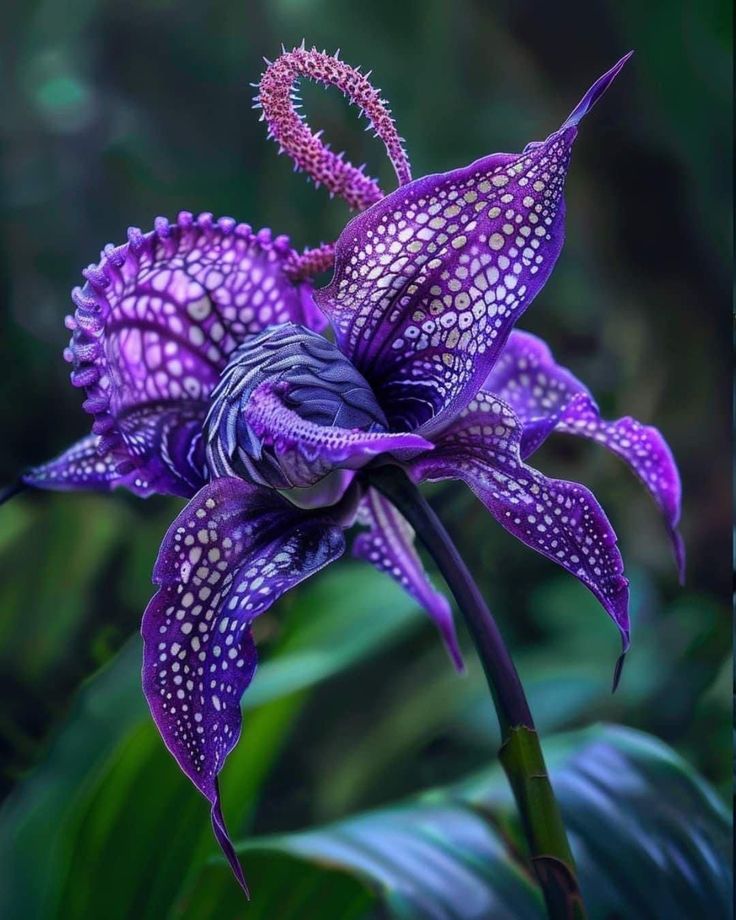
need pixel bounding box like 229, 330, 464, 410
367, 465, 586, 920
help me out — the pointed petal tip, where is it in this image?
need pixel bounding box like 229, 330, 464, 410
443, 625, 465, 673
211, 791, 250, 898
562, 51, 634, 131
611, 648, 628, 693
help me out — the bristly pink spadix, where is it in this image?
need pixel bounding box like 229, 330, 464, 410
3, 46, 683, 914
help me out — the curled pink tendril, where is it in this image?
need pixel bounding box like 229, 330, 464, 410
258, 45, 412, 280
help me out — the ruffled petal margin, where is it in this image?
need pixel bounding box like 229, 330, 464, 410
485, 330, 683, 580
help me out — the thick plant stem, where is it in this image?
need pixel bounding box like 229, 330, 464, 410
368, 465, 586, 920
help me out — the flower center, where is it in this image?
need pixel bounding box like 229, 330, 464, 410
204, 323, 388, 493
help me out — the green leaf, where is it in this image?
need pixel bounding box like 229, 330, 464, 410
223, 725, 731, 920
0, 562, 423, 919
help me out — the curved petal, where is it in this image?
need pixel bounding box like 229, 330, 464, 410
408, 393, 630, 649
353, 488, 463, 670
315, 58, 631, 437
237, 381, 432, 488
142, 476, 345, 892
66, 211, 324, 497
485, 330, 683, 579
22, 435, 124, 492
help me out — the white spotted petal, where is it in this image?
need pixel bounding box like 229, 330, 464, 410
141, 476, 345, 891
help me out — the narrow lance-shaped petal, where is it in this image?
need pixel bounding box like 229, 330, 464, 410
316, 55, 631, 438
354, 488, 463, 670
485, 330, 684, 579
408, 392, 630, 649
141, 477, 346, 892
64, 212, 324, 498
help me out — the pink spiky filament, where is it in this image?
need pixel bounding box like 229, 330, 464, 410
285, 241, 336, 282
257, 45, 412, 212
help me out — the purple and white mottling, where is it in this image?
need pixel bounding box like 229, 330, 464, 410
13, 48, 682, 893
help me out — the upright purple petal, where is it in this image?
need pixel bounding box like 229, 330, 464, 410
408, 393, 630, 648
354, 488, 463, 670
485, 330, 683, 578
315, 58, 631, 437
66, 212, 323, 497
142, 477, 345, 891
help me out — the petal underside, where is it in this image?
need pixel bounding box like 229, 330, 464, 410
141, 477, 345, 890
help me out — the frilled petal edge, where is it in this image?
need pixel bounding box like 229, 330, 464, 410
66, 211, 323, 497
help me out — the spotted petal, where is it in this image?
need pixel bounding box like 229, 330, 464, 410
22, 434, 124, 492
486, 330, 683, 578
408, 393, 630, 648
316, 57, 631, 437
141, 476, 345, 891
66, 211, 323, 497
239, 381, 433, 488
354, 488, 462, 670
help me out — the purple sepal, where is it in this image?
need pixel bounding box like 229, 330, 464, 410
316, 60, 630, 438
142, 476, 345, 892
22, 434, 124, 492
485, 330, 683, 579
408, 393, 630, 649
354, 488, 463, 670
67, 212, 322, 497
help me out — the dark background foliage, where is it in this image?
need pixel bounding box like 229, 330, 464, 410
0, 0, 731, 915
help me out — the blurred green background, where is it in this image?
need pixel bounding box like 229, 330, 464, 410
0, 1, 731, 917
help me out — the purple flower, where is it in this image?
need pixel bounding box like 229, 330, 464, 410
14, 47, 681, 893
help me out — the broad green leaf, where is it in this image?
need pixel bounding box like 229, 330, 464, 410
0, 562, 422, 919
214, 725, 730, 920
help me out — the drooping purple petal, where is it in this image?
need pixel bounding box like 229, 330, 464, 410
22, 434, 124, 492
485, 330, 683, 579
408, 393, 630, 648
66, 211, 323, 497
561, 51, 634, 130
353, 488, 463, 670
142, 476, 345, 891
315, 57, 631, 438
